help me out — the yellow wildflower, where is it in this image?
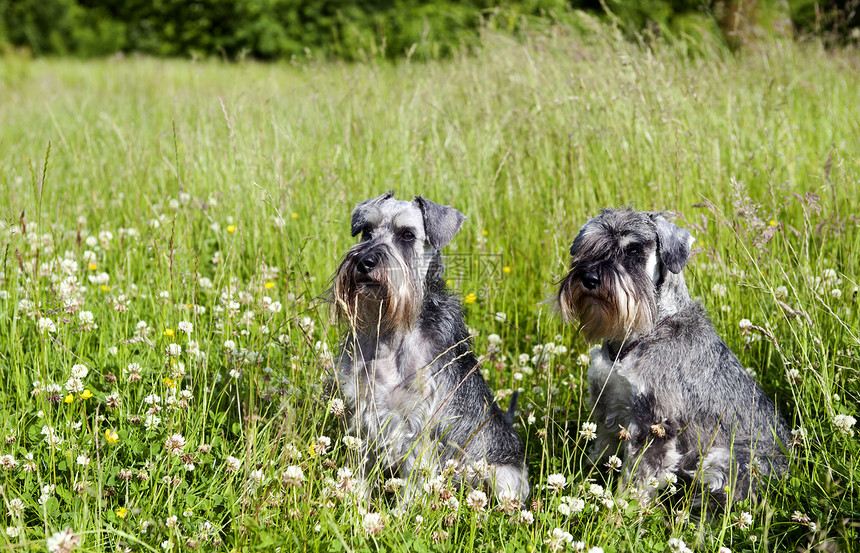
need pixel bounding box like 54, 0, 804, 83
88, 262, 98, 270
64, 394, 75, 404
105, 429, 120, 444
464, 292, 477, 304
227, 225, 236, 233
265, 282, 275, 289
162, 377, 176, 388
163, 328, 174, 337
79, 389, 93, 400
291, 212, 299, 219
503, 266, 511, 274
116, 507, 128, 519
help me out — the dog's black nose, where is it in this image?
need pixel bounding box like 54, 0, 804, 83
582, 272, 599, 290
357, 253, 379, 274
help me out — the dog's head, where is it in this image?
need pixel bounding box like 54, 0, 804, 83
333, 192, 465, 333
557, 208, 693, 342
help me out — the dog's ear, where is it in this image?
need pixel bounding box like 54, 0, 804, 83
351, 192, 393, 237
414, 196, 466, 249
650, 213, 694, 274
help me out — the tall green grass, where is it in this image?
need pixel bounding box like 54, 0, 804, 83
1, 20, 858, 552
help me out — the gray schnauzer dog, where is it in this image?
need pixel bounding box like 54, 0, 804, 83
332, 193, 529, 503
557, 208, 790, 506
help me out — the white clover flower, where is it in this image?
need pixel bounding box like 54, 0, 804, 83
78, 311, 97, 330
70, 364, 89, 379
487, 333, 502, 346
785, 367, 802, 384
343, 436, 363, 451
166, 343, 182, 357
833, 414, 857, 436
75, 455, 89, 466
831, 288, 842, 299
517, 510, 534, 524
362, 512, 384, 535
178, 321, 193, 334
578, 353, 591, 366
545, 473, 567, 491
494, 312, 507, 322
775, 286, 788, 300
225, 456, 242, 473
5, 527, 19, 538
579, 422, 598, 441
6, 498, 24, 517
712, 283, 727, 297
465, 489, 488, 511
736, 510, 754, 530
282, 465, 304, 487
143, 394, 161, 405
0, 455, 18, 470
165, 434, 186, 456
267, 301, 282, 314
46, 527, 81, 553
738, 318, 753, 331
566, 497, 586, 513
144, 414, 161, 430
37, 317, 57, 334
605, 455, 622, 471
328, 398, 346, 416
557, 503, 571, 516
667, 538, 691, 553
224, 340, 236, 351
229, 369, 241, 379
383, 477, 406, 493
546, 528, 573, 551
248, 469, 265, 483
65, 378, 84, 394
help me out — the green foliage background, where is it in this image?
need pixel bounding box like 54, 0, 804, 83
1, 0, 858, 60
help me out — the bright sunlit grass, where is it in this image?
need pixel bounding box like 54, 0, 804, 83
0, 20, 858, 552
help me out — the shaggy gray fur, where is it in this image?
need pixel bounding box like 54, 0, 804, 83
333, 193, 529, 503
558, 208, 791, 507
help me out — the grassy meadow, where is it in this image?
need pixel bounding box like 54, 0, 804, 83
1, 19, 859, 552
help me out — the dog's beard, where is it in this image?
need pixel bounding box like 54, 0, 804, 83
333, 251, 423, 334
558, 268, 655, 342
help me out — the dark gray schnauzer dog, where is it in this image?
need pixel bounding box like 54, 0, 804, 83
332, 193, 529, 503
557, 208, 790, 506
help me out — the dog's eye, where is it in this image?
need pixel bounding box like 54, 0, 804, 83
400, 230, 416, 242
624, 244, 640, 256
